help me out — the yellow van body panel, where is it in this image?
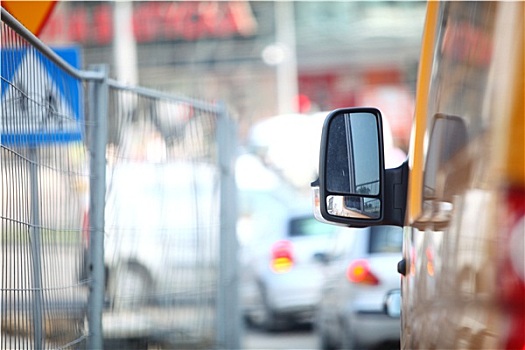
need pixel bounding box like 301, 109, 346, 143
491, 2, 524, 188
403, 1, 524, 349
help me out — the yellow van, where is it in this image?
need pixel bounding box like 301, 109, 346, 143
312, 1, 524, 349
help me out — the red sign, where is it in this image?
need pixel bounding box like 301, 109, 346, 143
40, 2, 257, 45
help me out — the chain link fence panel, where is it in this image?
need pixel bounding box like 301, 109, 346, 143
1, 8, 239, 350
1, 14, 90, 350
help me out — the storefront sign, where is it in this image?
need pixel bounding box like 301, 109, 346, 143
40, 1, 257, 45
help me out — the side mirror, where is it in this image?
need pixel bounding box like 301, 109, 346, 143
383, 289, 401, 318
313, 107, 408, 227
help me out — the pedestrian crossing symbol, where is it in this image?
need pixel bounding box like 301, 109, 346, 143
1, 46, 83, 145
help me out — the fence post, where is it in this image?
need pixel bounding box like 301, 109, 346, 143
215, 102, 241, 349
87, 65, 109, 350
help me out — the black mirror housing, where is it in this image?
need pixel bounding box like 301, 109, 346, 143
314, 107, 408, 227
382, 162, 409, 226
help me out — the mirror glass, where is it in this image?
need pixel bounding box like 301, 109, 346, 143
325, 112, 380, 196
326, 195, 380, 219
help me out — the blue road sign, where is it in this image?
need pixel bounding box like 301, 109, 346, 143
1, 46, 83, 146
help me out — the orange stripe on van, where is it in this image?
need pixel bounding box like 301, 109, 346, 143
407, 1, 439, 223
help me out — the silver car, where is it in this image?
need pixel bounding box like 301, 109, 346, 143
315, 225, 402, 350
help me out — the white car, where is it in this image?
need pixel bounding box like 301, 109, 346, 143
103, 161, 219, 309
314, 225, 402, 350
239, 186, 346, 331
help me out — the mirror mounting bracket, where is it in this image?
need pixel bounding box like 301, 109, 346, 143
383, 160, 409, 227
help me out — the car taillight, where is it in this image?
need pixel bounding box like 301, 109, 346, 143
270, 240, 294, 273
346, 259, 380, 285
498, 188, 525, 350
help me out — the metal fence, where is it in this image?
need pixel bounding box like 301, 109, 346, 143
1, 8, 239, 350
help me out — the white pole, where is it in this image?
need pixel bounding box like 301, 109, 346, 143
113, 1, 138, 85
275, 1, 299, 115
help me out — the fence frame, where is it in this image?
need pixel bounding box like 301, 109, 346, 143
1, 7, 239, 349
86, 64, 108, 350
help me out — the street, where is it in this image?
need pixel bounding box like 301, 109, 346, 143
243, 324, 317, 350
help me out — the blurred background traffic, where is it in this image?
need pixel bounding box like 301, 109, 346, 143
39, 1, 424, 157
1, 1, 426, 349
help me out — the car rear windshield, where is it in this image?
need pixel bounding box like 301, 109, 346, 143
368, 226, 403, 253
288, 216, 339, 237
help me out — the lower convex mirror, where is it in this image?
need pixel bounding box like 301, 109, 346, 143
326, 195, 380, 219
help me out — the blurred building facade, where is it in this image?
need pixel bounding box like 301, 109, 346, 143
40, 1, 426, 149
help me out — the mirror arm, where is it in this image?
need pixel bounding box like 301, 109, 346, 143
382, 160, 409, 226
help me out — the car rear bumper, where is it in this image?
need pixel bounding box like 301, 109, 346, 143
264, 273, 322, 321
350, 311, 400, 347
269, 289, 320, 308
